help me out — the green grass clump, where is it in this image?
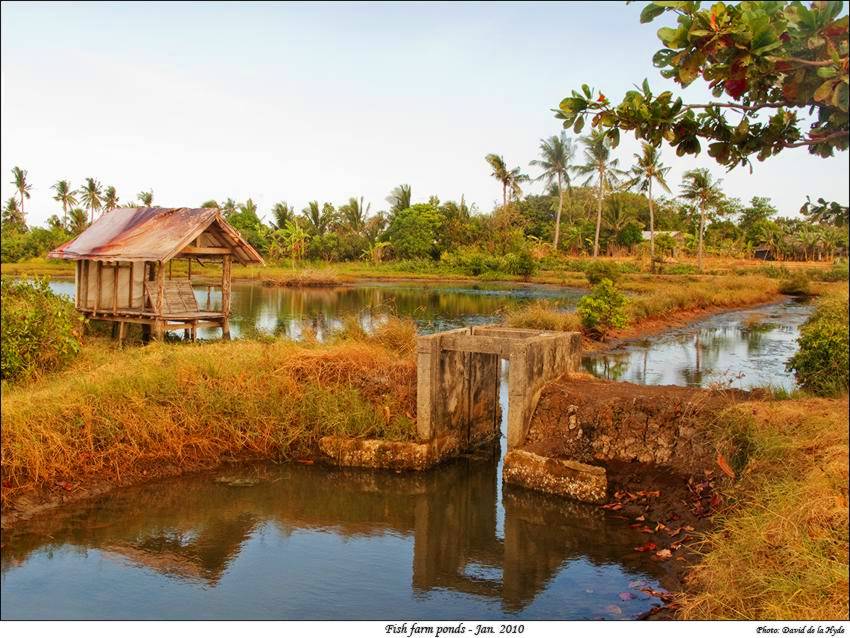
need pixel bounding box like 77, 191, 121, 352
504, 300, 581, 332
787, 293, 849, 397
1, 277, 84, 382
778, 272, 811, 296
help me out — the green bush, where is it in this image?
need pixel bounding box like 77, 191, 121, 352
1, 278, 84, 382
778, 272, 811, 296
503, 250, 538, 278
577, 278, 629, 338
787, 296, 849, 397
584, 261, 621, 285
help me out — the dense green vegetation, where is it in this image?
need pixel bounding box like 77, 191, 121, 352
788, 292, 850, 396
0, 278, 84, 382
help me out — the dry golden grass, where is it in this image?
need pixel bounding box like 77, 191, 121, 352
503, 300, 582, 332
680, 398, 849, 620
1, 337, 417, 506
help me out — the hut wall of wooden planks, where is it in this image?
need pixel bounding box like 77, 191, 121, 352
49, 207, 263, 342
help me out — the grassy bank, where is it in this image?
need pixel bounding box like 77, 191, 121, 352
3, 255, 844, 287
1, 325, 418, 509
506, 274, 790, 342
679, 397, 849, 620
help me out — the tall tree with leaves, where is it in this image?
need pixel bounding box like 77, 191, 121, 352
386, 184, 412, 215
341, 196, 370, 234
68, 208, 89, 235
2, 197, 26, 231
103, 186, 119, 212
270, 201, 295, 229
137, 190, 154, 206
79, 177, 103, 223
485, 154, 528, 209
51, 179, 78, 228
681, 168, 725, 271
576, 132, 626, 258
10, 166, 31, 217
626, 142, 671, 261
530, 132, 575, 249
555, 2, 849, 169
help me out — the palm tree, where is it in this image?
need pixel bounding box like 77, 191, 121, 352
341, 196, 370, 234
386, 184, 412, 214
626, 143, 671, 262
2, 197, 26, 231
103, 186, 119, 212
530, 132, 575, 248
137, 190, 154, 206
51, 179, 78, 228
79, 177, 103, 223
485, 154, 527, 209
68, 208, 89, 235
680, 168, 724, 271
10, 167, 31, 217
603, 197, 640, 254
270, 201, 295, 230
301, 201, 330, 236
576, 132, 625, 258
220, 198, 238, 218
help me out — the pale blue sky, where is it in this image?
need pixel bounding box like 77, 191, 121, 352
2, 1, 848, 227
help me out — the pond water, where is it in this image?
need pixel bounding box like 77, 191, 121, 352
46, 279, 583, 338
1, 364, 668, 620
3, 281, 809, 619
581, 299, 812, 392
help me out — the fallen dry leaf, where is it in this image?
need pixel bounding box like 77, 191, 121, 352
716, 453, 736, 479
634, 541, 657, 553
655, 549, 673, 560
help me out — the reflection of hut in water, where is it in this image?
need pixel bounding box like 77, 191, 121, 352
47, 207, 263, 341
102, 513, 258, 585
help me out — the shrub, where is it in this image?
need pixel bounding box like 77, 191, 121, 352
778, 272, 811, 296
503, 250, 538, 278
1, 278, 84, 382
584, 261, 621, 285
577, 279, 629, 338
787, 295, 849, 397
504, 300, 581, 332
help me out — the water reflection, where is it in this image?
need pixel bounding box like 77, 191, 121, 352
582, 300, 812, 390
47, 279, 583, 339
1, 457, 665, 620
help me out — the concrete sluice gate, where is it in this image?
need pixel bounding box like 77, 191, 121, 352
321, 325, 601, 502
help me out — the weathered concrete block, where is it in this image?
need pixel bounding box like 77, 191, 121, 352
502, 450, 607, 504
319, 435, 461, 471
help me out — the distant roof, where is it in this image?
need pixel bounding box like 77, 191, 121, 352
48, 207, 264, 264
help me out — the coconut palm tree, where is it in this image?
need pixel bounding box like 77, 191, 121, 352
270, 201, 295, 230
603, 198, 640, 254
680, 169, 724, 271
301, 201, 332, 236
341, 196, 370, 234
530, 132, 575, 249
386, 184, 412, 215
51, 179, 78, 228
79, 177, 103, 223
576, 132, 625, 258
485, 154, 527, 209
137, 190, 154, 206
103, 186, 119, 212
10, 166, 31, 217
2, 197, 26, 231
68, 208, 89, 235
626, 143, 671, 262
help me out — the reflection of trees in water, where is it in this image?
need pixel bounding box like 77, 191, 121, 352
581, 354, 630, 381
2, 456, 663, 615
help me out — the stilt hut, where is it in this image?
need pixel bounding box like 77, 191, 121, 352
48, 207, 264, 341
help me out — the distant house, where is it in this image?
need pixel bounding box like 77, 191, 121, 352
753, 244, 775, 261
48, 207, 263, 341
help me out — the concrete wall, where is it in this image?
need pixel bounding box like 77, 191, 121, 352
416, 326, 581, 453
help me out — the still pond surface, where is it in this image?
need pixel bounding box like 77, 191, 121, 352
1, 281, 809, 619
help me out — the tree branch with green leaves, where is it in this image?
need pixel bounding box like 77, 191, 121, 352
555, 1, 848, 169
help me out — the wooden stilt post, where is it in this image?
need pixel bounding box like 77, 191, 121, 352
94, 261, 103, 313
154, 262, 165, 341
118, 321, 127, 346
221, 254, 232, 340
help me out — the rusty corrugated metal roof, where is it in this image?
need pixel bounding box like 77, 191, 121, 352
48, 207, 264, 264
